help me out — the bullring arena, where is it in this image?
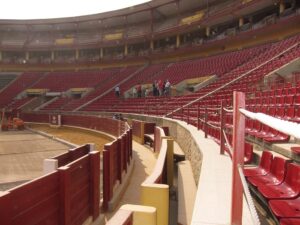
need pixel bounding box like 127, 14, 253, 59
0, 0, 300, 225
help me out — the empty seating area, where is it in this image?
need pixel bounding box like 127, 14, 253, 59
40, 97, 70, 111
31, 71, 110, 92
0, 72, 42, 108
0, 73, 17, 91
6, 97, 34, 110
244, 151, 300, 224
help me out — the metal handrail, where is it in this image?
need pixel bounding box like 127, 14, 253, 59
165, 42, 300, 117
223, 107, 233, 113
222, 130, 233, 157
239, 108, 300, 139
237, 164, 261, 225
206, 122, 220, 130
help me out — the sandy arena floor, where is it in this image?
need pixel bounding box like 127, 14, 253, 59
0, 124, 113, 190
0, 130, 69, 187
28, 124, 114, 151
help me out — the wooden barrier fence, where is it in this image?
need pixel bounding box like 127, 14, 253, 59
21, 112, 133, 213
103, 127, 133, 211
0, 150, 100, 225
107, 126, 172, 225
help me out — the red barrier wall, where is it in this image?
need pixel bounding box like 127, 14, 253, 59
0, 151, 100, 225
20, 112, 133, 213
52, 144, 90, 167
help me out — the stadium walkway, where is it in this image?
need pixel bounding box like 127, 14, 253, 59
104, 141, 157, 221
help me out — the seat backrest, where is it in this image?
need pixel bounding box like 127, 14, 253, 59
270, 157, 287, 182
284, 163, 300, 192
260, 151, 273, 172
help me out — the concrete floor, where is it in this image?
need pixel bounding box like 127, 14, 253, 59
0, 130, 69, 188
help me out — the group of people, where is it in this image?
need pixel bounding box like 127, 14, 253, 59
112, 113, 124, 121
115, 79, 171, 99
152, 79, 171, 96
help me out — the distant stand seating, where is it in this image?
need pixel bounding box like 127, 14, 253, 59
0, 72, 43, 108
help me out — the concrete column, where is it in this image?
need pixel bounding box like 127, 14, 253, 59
120, 205, 157, 225
25, 52, 29, 60
51, 51, 55, 61
205, 27, 210, 37
89, 143, 96, 152
176, 35, 180, 48
141, 184, 169, 225
150, 40, 154, 51
124, 44, 128, 56
239, 17, 244, 27
279, 1, 285, 14
100, 48, 103, 59
75, 49, 79, 60
43, 159, 58, 174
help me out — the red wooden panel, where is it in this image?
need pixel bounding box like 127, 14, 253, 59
144, 122, 155, 134
12, 194, 60, 225
10, 172, 60, 216
70, 186, 90, 225
103, 149, 111, 211
89, 151, 100, 220
117, 138, 123, 183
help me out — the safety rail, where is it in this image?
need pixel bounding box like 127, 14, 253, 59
165, 41, 300, 118
237, 165, 261, 225
239, 108, 300, 139
230, 91, 260, 225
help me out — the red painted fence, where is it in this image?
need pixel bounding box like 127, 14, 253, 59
0, 150, 100, 225
0, 112, 133, 225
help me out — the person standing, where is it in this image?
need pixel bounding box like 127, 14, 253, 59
132, 86, 137, 98
115, 86, 120, 97
165, 79, 171, 96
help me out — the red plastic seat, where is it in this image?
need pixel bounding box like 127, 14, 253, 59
280, 218, 300, 225
291, 107, 300, 123
254, 124, 272, 139
284, 95, 294, 106
247, 157, 287, 188
269, 197, 300, 219
258, 163, 300, 200
244, 151, 273, 177
244, 143, 254, 164
291, 146, 300, 155
283, 106, 295, 121
263, 131, 290, 143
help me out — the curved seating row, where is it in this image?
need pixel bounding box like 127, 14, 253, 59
244, 151, 300, 225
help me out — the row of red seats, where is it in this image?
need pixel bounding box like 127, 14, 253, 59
244, 151, 300, 225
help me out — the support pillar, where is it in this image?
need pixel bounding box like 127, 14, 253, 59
25, 52, 29, 61
51, 51, 55, 62
176, 34, 180, 48
279, 0, 285, 14
239, 17, 244, 27
150, 40, 154, 51
205, 27, 210, 37
100, 48, 103, 59
124, 44, 128, 56
230, 91, 245, 225
75, 49, 79, 60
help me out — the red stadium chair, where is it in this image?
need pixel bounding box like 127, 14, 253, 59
247, 157, 287, 188
280, 218, 300, 225
257, 163, 300, 200
270, 197, 300, 219
244, 151, 273, 177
